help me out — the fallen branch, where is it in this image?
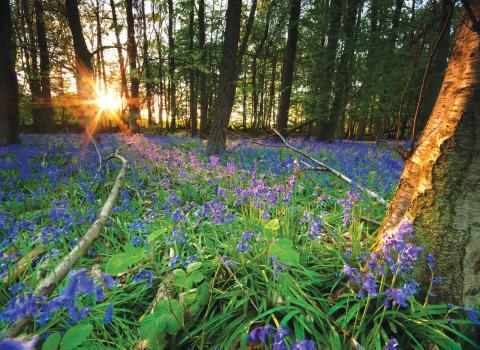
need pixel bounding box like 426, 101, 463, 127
272, 129, 387, 206
0, 151, 128, 340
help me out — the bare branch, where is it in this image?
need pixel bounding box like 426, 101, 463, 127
271, 129, 387, 206
0, 152, 128, 339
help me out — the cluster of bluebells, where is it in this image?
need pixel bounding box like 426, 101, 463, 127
247, 324, 316, 350
271, 257, 288, 279
337, 190, 360, 227
133, 269, 155, 287
131, 234, 149, 247
301, 211, 325, 240
166, 226, 187, 246
342, 219, 438, 309
236, 231, 257, 253
0, 269, 115, 326
169, 254, 199, 269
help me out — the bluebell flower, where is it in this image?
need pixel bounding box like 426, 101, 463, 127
386, 337, 398, 350
103, 303, 113, 324
247, 325, 273, 344
291, 339, 316, 350
134, 269, 154, 287
466, 309, 479, 325
0, 336, 39, 350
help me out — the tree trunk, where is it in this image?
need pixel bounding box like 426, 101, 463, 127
126, 0, 140, 132
109, 0, 129, 105
418, 0, 453, 131
20, 0, 42, 130
378, 2, 480, 307
34, 0, 55, 132
141, 0, 153, 127
0, 0, 20, 146
168, 0, 176, 131
276, 0, 301, 134
65, 0, 96, 136
207, 0, 242, 154
189, 0, 197, 136
198, 0, 208, 137
315, 0, 342, 140
328, 0, 361, 140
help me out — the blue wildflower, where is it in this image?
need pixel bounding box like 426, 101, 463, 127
103, 304, 113, 324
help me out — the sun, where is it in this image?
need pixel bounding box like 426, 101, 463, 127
96, 92, 121, 112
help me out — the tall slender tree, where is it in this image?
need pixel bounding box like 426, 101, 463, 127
0, 0, 20, 145
207, 0, 242, 154
198, 0, 208, 137
189, 0, 197, 136
126, 0, 140, 132
276, 0, 301, 134
65, 0, 96, 135
110, 0, 129, 104
34, 0, 55, 132
168, 0, 176, 131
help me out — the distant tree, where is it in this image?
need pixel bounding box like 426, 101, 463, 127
140, 0, 153, 127
198, 0, 208, 137
126, 0, 140, 132
109, 0, 129, 104
276, 0, 301, 135
168, 0, 177, 131
0, 0, 21, 146
189, 0, 197, 136
65, 0, 96, 134
378, 1, 480, 307
34, 0, 55, 132
207, 0, 242, 154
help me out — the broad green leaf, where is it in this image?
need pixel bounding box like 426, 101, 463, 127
270, 239, 299, 265
197, 282, 210, 305
173, 269, 191, 288
186, 261, 203, 273
42, 332, 61, 350
265, 219, 280, 231
60, 324, 93, 350
189, 270, 205, 283
105, 253, 131, 275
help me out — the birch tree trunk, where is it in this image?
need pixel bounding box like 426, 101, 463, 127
378, 2, 480, 307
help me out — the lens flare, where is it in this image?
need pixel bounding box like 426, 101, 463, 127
96, 92, 121, 112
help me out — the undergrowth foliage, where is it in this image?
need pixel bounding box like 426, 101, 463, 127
0, 134, 478, 349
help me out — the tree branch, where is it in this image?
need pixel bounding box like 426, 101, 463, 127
271, 129, 387, 206
0, 150, 128, 340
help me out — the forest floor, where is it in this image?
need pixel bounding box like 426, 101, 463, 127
0, 134, 477, 350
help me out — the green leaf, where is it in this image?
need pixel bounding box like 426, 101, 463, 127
265, 219, 280, 231
124, 243, 145, 259
197, 282, 210, 305
189, 270, 205, 283
105, 253, 131, 275
270, 239, 299, 265
172, 269, 191, 288
186, 261, 203, 273
42, 332, 61, 350
60, 324, 93, 350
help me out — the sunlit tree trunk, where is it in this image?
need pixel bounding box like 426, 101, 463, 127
207, 0, 242, 154
378, 2, 480, 306
0, 0, 20, 145
277, 0, 301, 134
126, 0, 140, 132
